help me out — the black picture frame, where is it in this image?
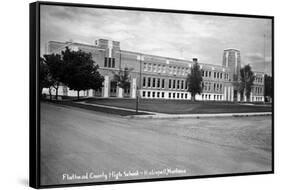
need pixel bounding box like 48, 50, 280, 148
30, 1, 274, 189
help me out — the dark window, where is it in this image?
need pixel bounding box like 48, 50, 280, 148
104, 57, 107, 67
173, 93, 175, 98
209, 71, 211, 77
157, 92, 160, 98
108, 58, 111, 68
152, 92, 155, 98
148, 91, 151, 97
143, 77, 146, 87
177, 80, 180, 89
173, 80, 176, 89
181, 80, 184, 89
142, 91, 146, 97
112, 58, 115, 68
214, 72, 216, 78
147, 78, 151, 87
162, 79, 165, 88
169, 79, 172, 88
162, 92, 165, 98
202, 70, 204, 76
177, 93, 179, 98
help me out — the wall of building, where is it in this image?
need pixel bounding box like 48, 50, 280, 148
43, 39, 265, 102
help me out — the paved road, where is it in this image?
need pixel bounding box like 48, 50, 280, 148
40, 102, 272, 186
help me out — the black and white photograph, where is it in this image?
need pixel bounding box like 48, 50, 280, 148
30, 1, 273, 188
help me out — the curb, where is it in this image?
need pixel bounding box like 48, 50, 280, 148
125, 112, 272, 119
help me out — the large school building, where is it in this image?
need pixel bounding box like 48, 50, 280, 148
44, 38, 265, 102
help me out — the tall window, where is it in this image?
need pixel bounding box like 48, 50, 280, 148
173, 79, 176, 89
147, 77, 151, 87
104, 57, 107, 67
152, 78, 156, 87
157, 78, 160, 88
169, 79, 172, 89
143, 77, 146, 87
181, 80, 184, 89
162, 79, 165, 88
108, 58, 111, 67
177, 80, 180, 89
104, 57, 115, 68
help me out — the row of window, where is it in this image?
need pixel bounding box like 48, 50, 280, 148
253, 96, 263, 101
104, 57, 115, 68
203, 82, 223, 92
142, 77, 188, 90
202, 70, 229, 80
254, 77, 263, 84
143, 63, 190, 76
252, 86, 263, 95
142, 91, 189, 99
202, 94, 223, 101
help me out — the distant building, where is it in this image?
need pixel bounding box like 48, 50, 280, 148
43, 39, 265, 102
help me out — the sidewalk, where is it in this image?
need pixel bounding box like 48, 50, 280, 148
77, 101, 272, 119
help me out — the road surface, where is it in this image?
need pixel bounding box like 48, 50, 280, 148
40, 102, 272, 186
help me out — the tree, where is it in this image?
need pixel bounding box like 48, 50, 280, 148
61, 47, 104, 99
186, 61, 203, 101
112, 67, 132, 93
43, 53, 64, 100
264, 74, 272, 101
239, 64, 255, 102
39, 57, 53, 99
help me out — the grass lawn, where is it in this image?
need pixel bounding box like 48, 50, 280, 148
84, 98, 272, 114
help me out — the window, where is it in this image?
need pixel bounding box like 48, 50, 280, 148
162, 92, 165, 98
157, 78, 160, 88
152, 92, 155, 98
177, 93, 180, 98
214, 72, 216, 78
158, 64, 161, 73
152, 78, 156, 87
169, 66, 172, 74
143, 63, 147, 71
178, 67, 181, 75
104, 57, 115, 68
185, 94, 187, 99
162, 79, 165, 88
143, 77, 146, 87
147, 77, 151, 87
169, 79, 172, 89
205, 71, 208, 77
173, 80, 176, 89
202, 70, 204, 76
153, 64, 157, 72
209, 71, 211, 77
157, 92, 160, 98
108, 58, 111, 67
142, 91, 146, 97
220, 72, 222, 79
173, 93, 176, 98
174, 67, 177, 75
112, 58, 115, 68
181, 80, 184, 89
148, 63, 152, 72
177, 80, 180, 89
147, 91, 151, 97
104, 57, 107, 67
169, 93, 171, 98
181, 93, 184, 99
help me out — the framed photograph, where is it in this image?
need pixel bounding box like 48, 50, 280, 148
29, 1, 274, 188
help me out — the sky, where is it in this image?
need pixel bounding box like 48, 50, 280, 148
40, 5, 272, 75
